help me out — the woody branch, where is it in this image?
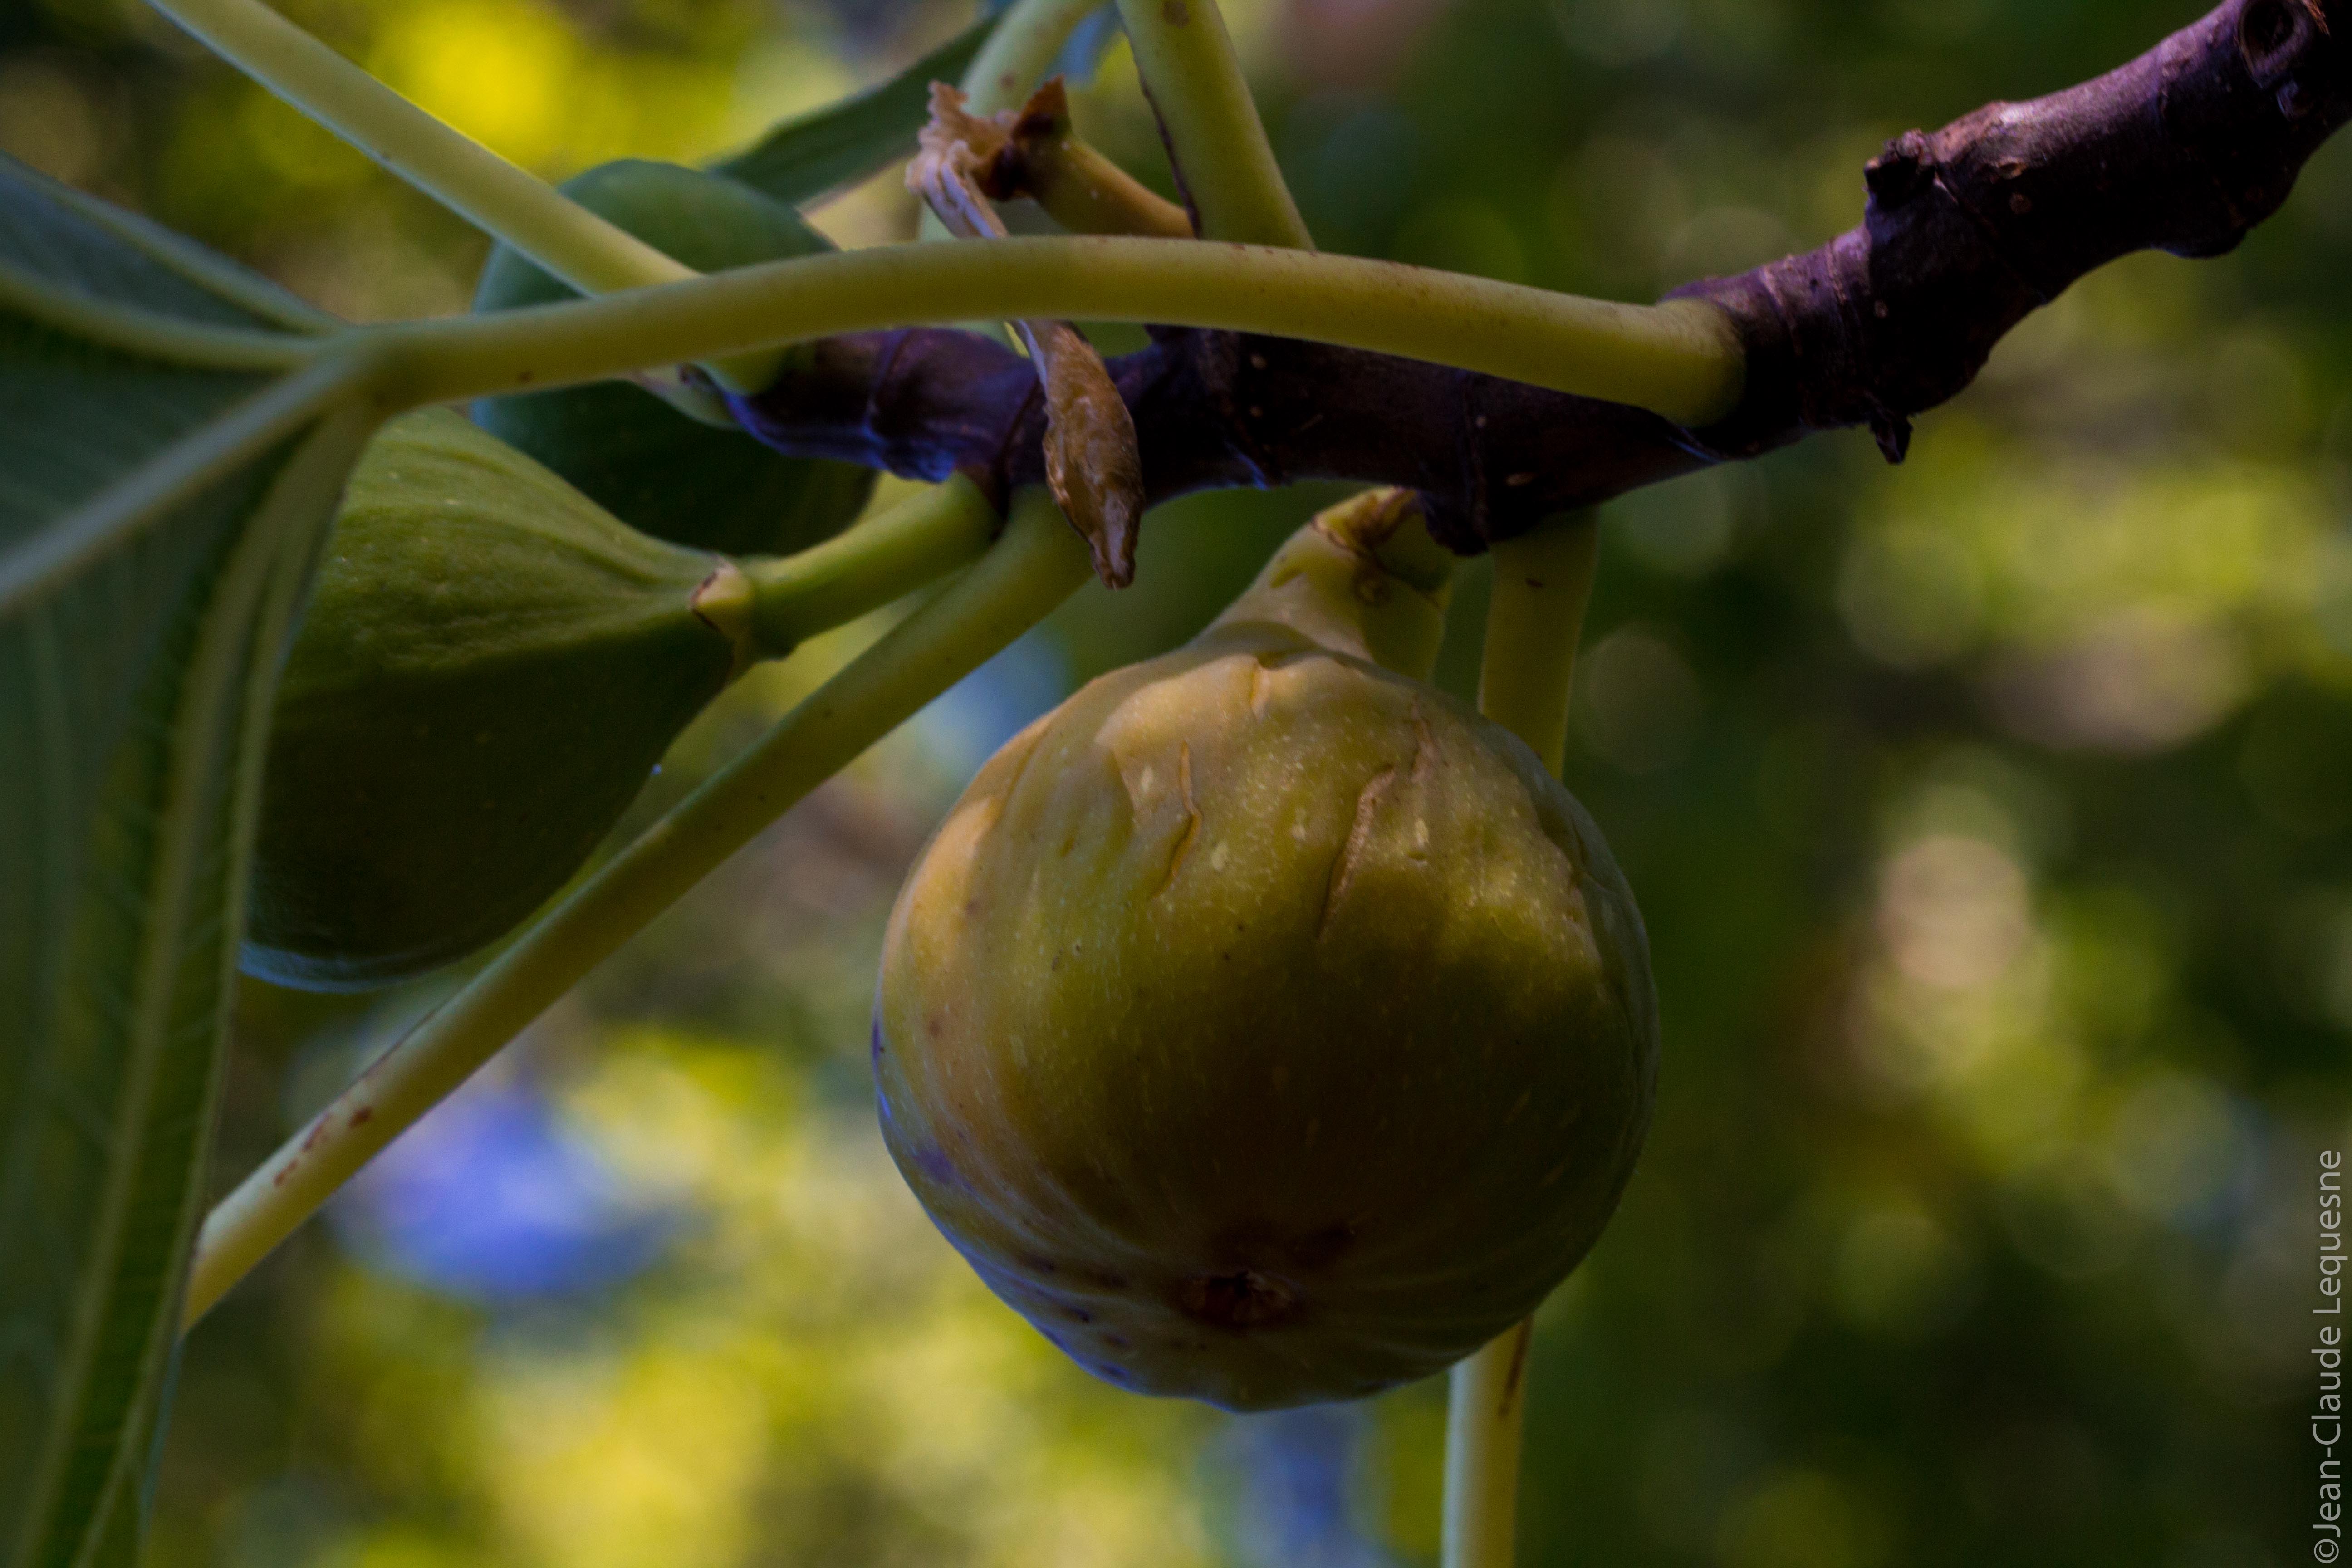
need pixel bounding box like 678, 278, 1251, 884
728, 0, 2351, 553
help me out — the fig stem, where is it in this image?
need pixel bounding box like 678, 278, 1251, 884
144, 0, 784, 400
180, 481, 1092, 1328
740, 480, 1002, 658
1110, 0, 1313, 248
1475, 515, 1603, 777
373, 239, 1746, 430
1443, 1318, 1536, 1568
1227, 488, 1453, 679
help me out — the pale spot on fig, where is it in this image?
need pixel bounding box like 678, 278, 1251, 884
1210, 842, 1230, 872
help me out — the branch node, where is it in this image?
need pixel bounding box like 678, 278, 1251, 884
910, 82, 1149, 588
1864, 131, 1934, 209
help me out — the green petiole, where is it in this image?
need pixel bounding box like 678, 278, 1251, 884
373, 237, 1744, 427
0, 258, 325, 372
963, 0, 1113, 115
1477, 515, 1604, 777
143, 0, 784, 396
1112, 0, 1312, 247
1443, 1319, 1538, 1568
1443, 511, 1610, 1568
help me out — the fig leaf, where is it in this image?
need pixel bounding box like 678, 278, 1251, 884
0, 155, 369, 1567
712, 12, 1005, 207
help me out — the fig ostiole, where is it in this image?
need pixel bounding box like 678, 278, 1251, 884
243, 409, 925, 993
470, 158, 876, 558
872, 491, 1660, 1410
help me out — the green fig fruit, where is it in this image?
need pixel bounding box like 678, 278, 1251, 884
470, 158, 876, 558
872, 495, 1660, 1410
244, 408, 763, 991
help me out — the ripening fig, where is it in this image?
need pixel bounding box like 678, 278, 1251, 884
872, 493, 1659, 1410
243, 408, 771, 991
471, 158, 875, 558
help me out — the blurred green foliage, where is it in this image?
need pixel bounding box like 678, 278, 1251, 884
6, 0, 2346, 1563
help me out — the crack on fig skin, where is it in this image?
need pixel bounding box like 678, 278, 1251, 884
1159, 741, 1203, 895
1179, 1269, 1297, 1329
1318, 765, 1397, 938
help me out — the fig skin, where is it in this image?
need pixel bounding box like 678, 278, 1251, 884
243, 409, 751, 991
873, 508, 1659, 1410
470, 159, 876, 558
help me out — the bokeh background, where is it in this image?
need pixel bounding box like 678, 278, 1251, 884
5, 0, 2347, 1563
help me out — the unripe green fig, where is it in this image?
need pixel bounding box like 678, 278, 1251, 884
244, 408, 764, 991
470, 158, 876, 558
873, 495, 1659, 1410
